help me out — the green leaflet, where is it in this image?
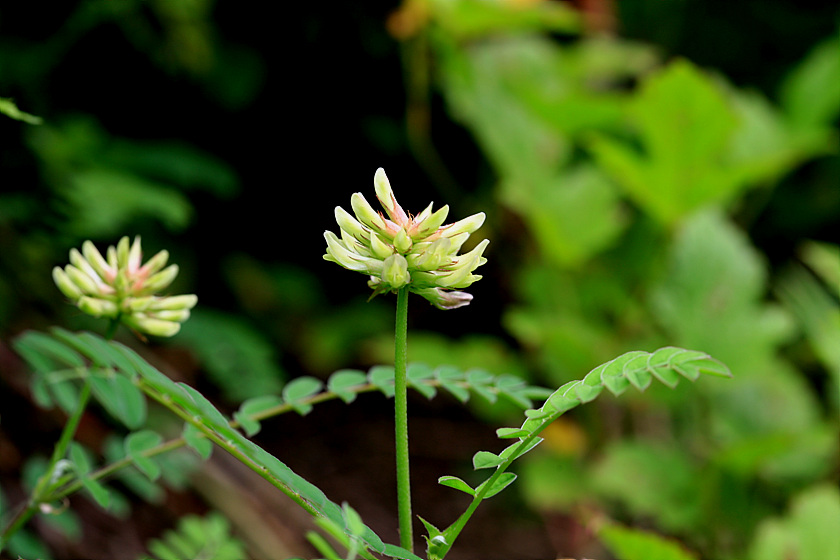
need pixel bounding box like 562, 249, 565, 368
233, 395, 283, 436
440, 346, 729, 505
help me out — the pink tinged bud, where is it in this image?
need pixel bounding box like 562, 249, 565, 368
123, 315, 181, 337
374, 168, 409, 225
413, 287, 473, 310
64, 264, 101, 295
77, 296, 119, 318
350, 193, 387, 232
127, 236, 143, 274
81, 241, 113, 281
393, 228, 413, 254
140, 264, 179, 294
335, 206, 370, 244
382, 254, 410, 289
369, 232, 395, 260
53, 266, 83, 300
412, 204, 450, 240
138, 249, 169, 278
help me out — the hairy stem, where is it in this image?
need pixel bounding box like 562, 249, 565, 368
394, 287, 413, 551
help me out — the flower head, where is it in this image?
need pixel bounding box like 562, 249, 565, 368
53, 236, 197, 336
324, 168, 488, 309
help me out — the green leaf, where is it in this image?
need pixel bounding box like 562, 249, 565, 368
144, 512, 247, 560
407, 363, 437, 399
499, 437, 543, 462
125, 430, 164, 481
89, 371, 147, 429
598, 522, 698, 560
69, 443, 111, 509
589, 59, 746, 225
14, 330, 85, 369
437, 476, 475, 496
780, 33, 840, 127
475, 472, 517, 499
327, 369, 368, 403
749, 484, 840, 560
496, 427, 529, 439
368, 365, 396, 397
281, 377, 323, 415
182, 423, 212, 460
233, 395, 283, 436
382, 543, 426, 560
472, 451, 504, 470
177, 309, 285, 401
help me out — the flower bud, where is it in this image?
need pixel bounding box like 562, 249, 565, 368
64, 265, 101, 295
350, 192, 387, 232
53, 267, 83, 300
127, 236, 143, 273
393, 228, 413, 254
152, 309, 191, 322
123, 315, 181, 337
369, 232, 394, 260
147, 294, 198, 311
139, 249, 169, 277
374, 168, 408, 224
141, 264, 179, 294
335, 206, 370, 244
382, 254, 410, 289
433, 212, 486, 239
78, 296, 119, 318
82, 241, 113, 281
412, 205, 450, 239
116, 236, 131, 269
324, 231, 383, 274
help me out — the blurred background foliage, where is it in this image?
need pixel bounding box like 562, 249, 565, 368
1, 1, 838, 559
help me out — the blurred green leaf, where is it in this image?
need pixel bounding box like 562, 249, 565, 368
599, 522, 698, 560
589, 59, 750, 224
0, 97, 42, 124
66, 168, 192, 235
780, 31, 840, 128
125, 430, 164, 481
143, 512, 247, 560
651, 210, 794, 373
427, 0, 580, 39
749, 484, 840, 560
591, 440, 702, 531
177, 308, 285, 402
89, 370, 147, 429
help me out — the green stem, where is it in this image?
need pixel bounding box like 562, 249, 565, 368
0, 382, 92, 552
394, 287, 413, 552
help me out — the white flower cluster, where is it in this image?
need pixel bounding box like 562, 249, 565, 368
324, 168, 488, 309
53, 236, 197, 336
